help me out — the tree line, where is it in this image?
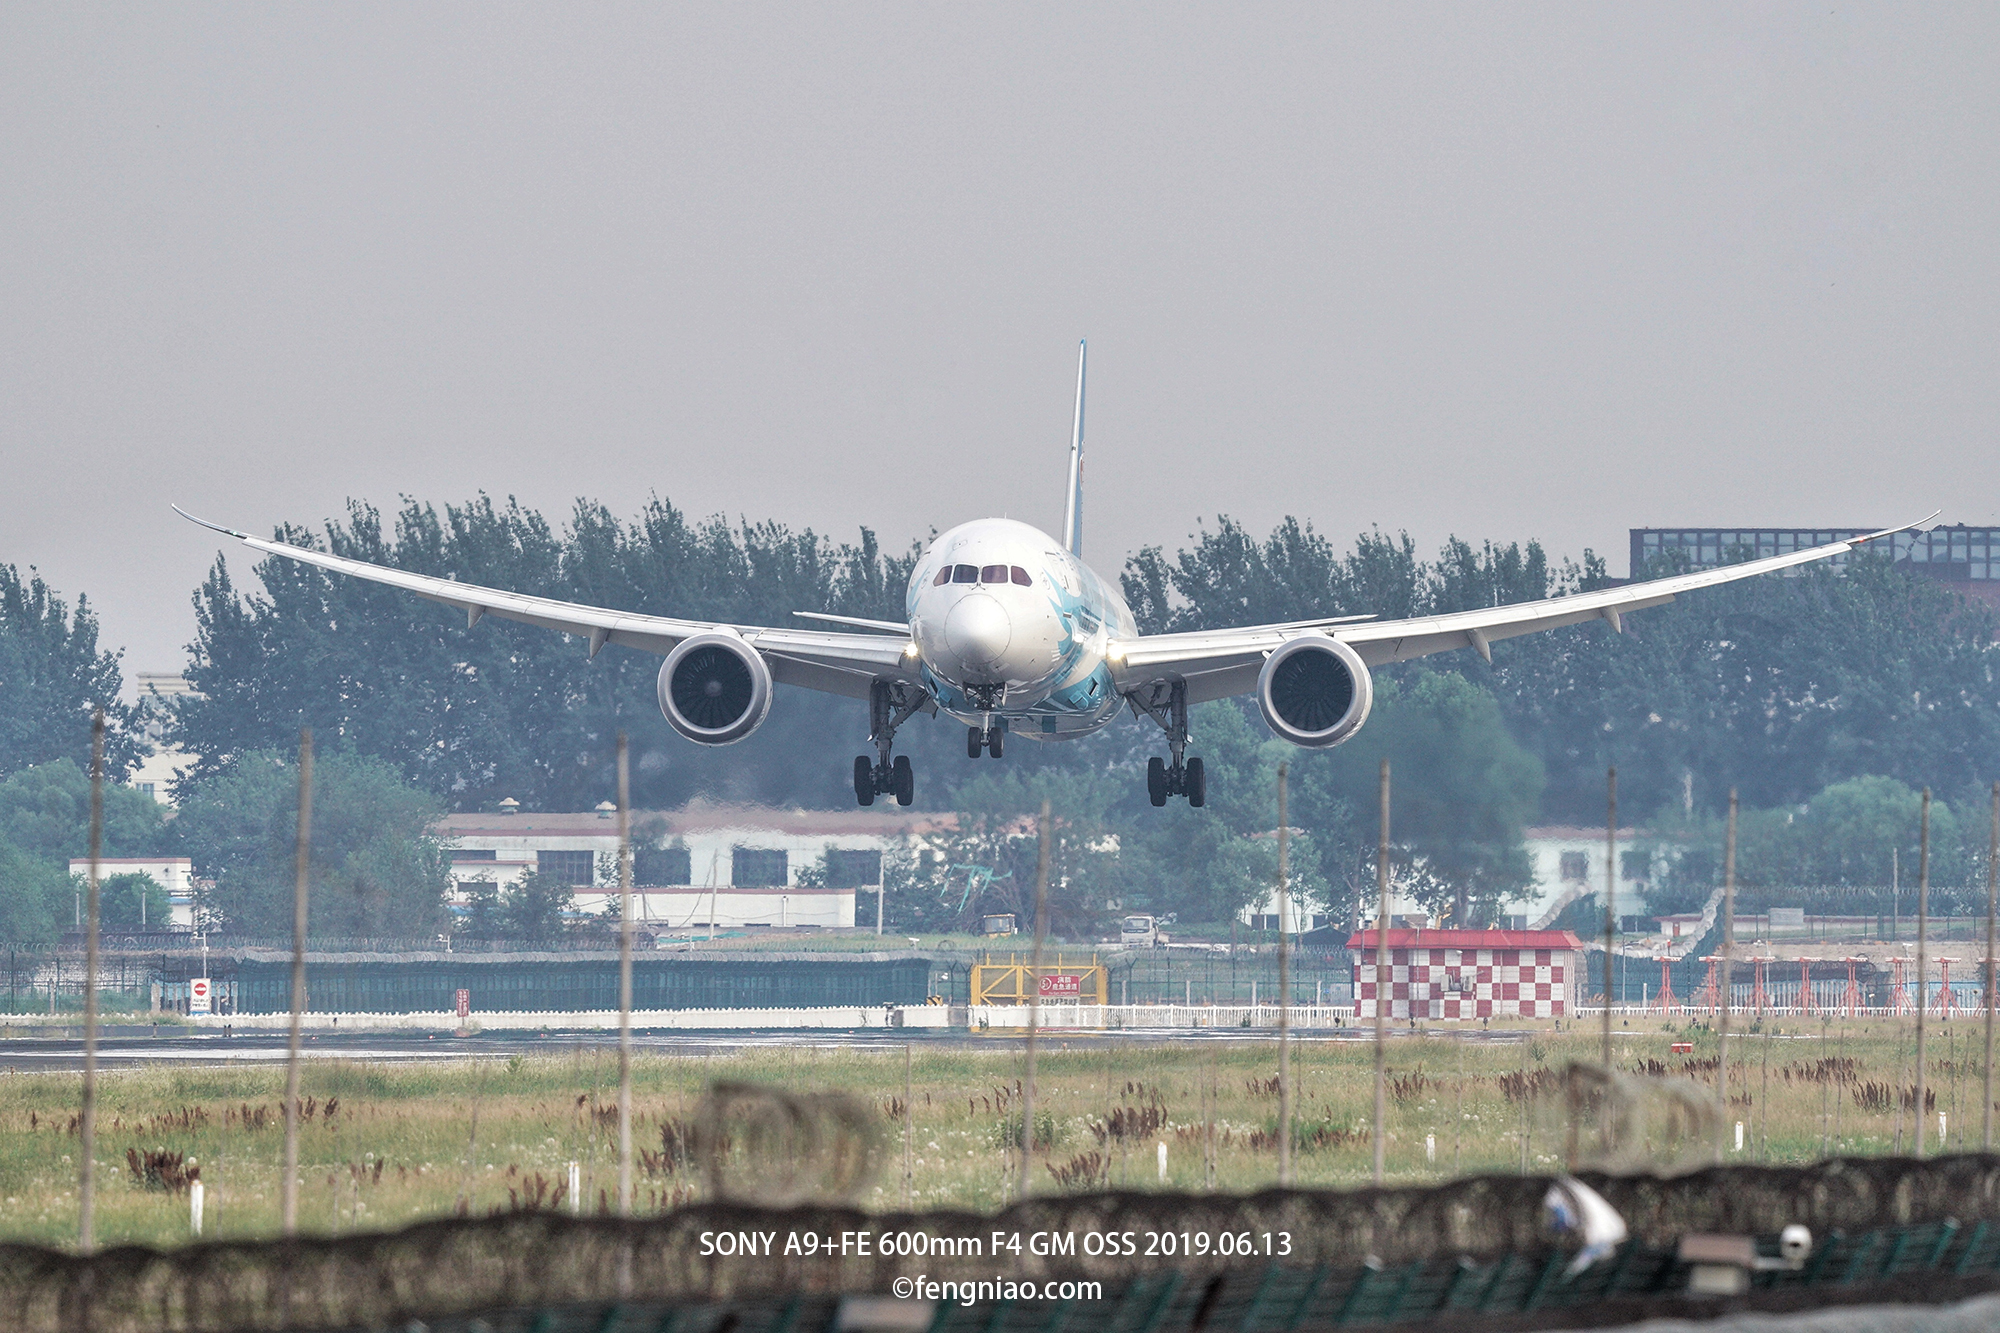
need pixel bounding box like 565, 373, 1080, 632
2, 494, 1995, 939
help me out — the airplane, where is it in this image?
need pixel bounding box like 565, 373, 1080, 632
177, 342, 1925, 810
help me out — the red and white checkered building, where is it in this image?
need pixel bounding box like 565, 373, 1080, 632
1345, 929, 1584, 1020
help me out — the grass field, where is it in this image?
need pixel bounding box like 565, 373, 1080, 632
0, 1015, 1992, 1252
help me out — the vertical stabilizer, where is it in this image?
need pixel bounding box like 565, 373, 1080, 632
1062, 339, 1086, 558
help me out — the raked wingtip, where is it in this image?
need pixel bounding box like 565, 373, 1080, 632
172, 505, 249, 541
1853, 511, 1941, 545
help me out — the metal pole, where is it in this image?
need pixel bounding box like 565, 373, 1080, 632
1985, 781, 1997, 1152
79, 711, 105, 1255
282, 730, 313, 1235
1018, 798, 1051, 1199
1374, 757, 1390, 1185
1276, 762, 1291, 1186
616, 734, 634, 1216
1716, 789, 1736, 1163
1916, 788, 1931, 1155
1603, 767, 1616, 1068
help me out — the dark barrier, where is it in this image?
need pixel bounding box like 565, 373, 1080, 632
156, 950, 935, 1014
9, 1157, 2000, 1332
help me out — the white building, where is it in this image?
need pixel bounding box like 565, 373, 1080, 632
436, 801, 951, 932
1513, 826, 1653, 929
64, 857, 197, 929
1237, 885, 1334, 933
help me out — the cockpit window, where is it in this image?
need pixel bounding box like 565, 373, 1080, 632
1010, 566, 1032, 586
933, 567, 952, 587
980, 564, 1008, 584
952, 564, 978, 583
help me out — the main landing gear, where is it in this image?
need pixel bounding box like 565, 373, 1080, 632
1131, 679, 1206, 808
855, 681, 930, 807
967, 721, 1004, 758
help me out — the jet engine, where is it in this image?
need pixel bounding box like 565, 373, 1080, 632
658, 633, 773, 745
1256, 634, 1373, 748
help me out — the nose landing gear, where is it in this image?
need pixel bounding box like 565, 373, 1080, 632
855, 681, 930, 807
1132, 679, 1206, 808
967, 721, 1005, 758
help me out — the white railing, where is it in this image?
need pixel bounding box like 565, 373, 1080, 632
971, 1003, 1357, 1030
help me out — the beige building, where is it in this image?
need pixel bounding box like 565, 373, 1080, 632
128, 672, 197, 806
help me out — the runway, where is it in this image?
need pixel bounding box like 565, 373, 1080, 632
0, 1024, 1504, 1072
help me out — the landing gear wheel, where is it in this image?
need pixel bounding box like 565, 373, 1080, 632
967, 726, 983, 759
891, 755, 915, 806
1147, 757, 1169, 807
853, 755, 875, 807
988, 727, 1004, 759
1185, 756, 1206, 808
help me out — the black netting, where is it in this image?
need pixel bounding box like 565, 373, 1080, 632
5, 1156, 2000, 1331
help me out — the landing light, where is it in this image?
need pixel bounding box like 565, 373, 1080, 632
902, 642, 920, 658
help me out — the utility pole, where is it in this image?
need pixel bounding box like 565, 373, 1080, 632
281, 730, 313, 1235
1603, 767, 1616, 1068
1276, 762, 1291, 1187
1716, 789, 1736, 1163
1373, 758, 1391, 1185
1983, 782, 1997, 1152
1916, 789, 1931, 1155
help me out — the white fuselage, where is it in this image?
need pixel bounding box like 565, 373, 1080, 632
905, 518, 1137, 740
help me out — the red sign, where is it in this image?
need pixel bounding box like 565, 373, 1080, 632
188, 977, 212, 1014
1038, 974, 1082, 998
455, 989, 470, 1019
1671, 1041, 1693, 1055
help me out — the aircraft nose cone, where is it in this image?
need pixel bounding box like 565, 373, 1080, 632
944, 593, 1011, 669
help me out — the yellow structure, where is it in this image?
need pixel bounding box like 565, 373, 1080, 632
969, 952, 1107, 1006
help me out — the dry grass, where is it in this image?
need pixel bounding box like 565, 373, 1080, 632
0, 1015, 1988, 1251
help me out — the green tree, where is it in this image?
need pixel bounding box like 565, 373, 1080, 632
0, 566, 144, 781
98, 871, 171, 929
500, 870, 575, 943
458, 877, 502, 940
0, 836, 69, 943
0, 760, 168, 863
1301, 673, 1544, 926
1644, 776, 1976, 916
176, 750, 450, 939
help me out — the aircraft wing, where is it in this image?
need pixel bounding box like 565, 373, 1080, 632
174, 509, 917, 700
1108, 519, 1929, 706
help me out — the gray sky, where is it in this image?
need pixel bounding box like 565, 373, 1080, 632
3, 5, 1995, 679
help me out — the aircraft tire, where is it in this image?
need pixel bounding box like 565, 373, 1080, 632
1185, 756, 1206, 808
892, 755, 915, 806
989, 727, 1004, 759
967, 727, 982, 759
853, 756, 875, 807
1147, 757, 1169, 807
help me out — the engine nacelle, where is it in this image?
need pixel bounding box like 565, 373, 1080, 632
658, 633, 773, 745
1257, 634, 1373, 748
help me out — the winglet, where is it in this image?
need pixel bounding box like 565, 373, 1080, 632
172, 505, 250, 541
1062, 339, 1085, 559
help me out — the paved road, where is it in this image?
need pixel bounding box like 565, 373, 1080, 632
0, 1024, 1516, 1072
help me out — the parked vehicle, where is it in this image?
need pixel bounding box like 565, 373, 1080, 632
1120, 914, 1169, 948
